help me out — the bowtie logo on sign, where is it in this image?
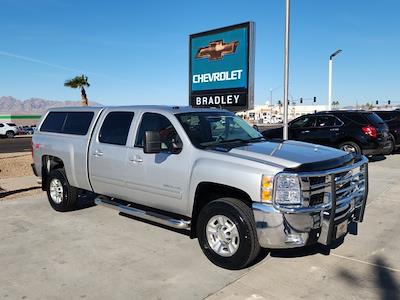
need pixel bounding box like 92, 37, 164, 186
195, 40, 239, 61
189, 22, 255, 112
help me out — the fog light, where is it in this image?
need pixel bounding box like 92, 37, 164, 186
285, 233, 305, 245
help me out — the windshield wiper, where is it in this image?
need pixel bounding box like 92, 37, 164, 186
246, 136, 266, 142
204, 137, 266, 148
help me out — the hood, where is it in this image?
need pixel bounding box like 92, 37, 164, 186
215, 140, 354, 171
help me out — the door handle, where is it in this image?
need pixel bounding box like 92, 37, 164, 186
93, 150, 103, 157
301, 130, 310, 133
129, 155, 143, 163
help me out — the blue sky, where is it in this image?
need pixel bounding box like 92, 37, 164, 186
0, 0, 399, 107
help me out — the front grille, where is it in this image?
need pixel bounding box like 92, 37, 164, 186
276, 157, 368, 245
309, 192, 324, 206
299, 163, 367, 213
309, 176, 326, 186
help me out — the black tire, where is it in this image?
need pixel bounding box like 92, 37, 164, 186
46, 169, 78, 212
197, 197, 260, 270
6, 131, 15, 138
382, 135, 395, 155
338, 141, 361, 155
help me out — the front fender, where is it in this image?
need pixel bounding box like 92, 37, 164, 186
187, 157, 279, 215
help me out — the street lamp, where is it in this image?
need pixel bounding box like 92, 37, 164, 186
269, 86, 280, 106
328, 49, 342, 111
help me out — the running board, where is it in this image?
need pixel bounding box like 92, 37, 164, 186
94, 196, 191, 230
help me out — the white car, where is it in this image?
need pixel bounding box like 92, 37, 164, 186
0, 122, 19, 138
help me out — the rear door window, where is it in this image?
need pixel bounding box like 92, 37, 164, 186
315, 116, 338, 127
63, 112, 94, 135
99, 112, 134, 146
290, 116, 316, 128
6, 123, 17, 127
40, 112, 67, 133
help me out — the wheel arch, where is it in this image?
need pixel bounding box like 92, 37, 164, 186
41, 155, 65, 190
190, 182, 253, 238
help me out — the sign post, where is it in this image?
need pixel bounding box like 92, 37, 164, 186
189, 22, 255, 112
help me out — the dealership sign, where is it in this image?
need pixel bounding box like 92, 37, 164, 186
189, 22, 255, 112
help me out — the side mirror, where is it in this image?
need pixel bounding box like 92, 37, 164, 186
144, 131, 161, 154
253, 124, 259, 131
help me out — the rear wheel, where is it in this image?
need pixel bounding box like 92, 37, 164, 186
382, 135, 395, 155
338, 141, 361, 155
197, 197, 260, 270
46, 169, 78, 212
6, 131, 15, 138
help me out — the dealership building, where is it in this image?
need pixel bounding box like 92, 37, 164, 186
0, 114, 42, 126
238, 104, 330, 124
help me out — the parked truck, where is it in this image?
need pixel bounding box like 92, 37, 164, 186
32, 106, 369, 269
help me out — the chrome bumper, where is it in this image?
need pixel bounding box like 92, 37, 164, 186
253, 156, 369, 249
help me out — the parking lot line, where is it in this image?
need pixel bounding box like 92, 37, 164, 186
331, 253, 400, 273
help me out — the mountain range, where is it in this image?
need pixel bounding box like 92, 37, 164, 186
0, 96, 102, 114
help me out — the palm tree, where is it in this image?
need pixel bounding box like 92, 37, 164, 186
64, 75, 90, 106
332, 100, 340, 109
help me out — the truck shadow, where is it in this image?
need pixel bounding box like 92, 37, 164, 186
250, 235, 351, 267
0, 186, 41, 199
268, 243, 332, 258
368, 155, 387, 163
73, 192, 97, 210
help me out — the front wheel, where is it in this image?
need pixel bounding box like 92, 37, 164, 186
46, 169, 78, 212
197, 198, 260, 270
338, 141, 361, 155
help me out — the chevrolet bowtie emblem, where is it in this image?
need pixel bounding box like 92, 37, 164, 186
196, 40, 239, 61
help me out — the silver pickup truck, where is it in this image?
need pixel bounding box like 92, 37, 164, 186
32, 106, 369, 270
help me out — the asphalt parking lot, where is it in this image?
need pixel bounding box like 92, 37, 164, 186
0, 136, 31, 153
1, 155, 399, 300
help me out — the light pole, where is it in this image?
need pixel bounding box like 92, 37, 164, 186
269, 86, 280, 106
283, 0, 290, 140
328, 49, 342, 111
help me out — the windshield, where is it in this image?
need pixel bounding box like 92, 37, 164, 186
176, 112, 263, 149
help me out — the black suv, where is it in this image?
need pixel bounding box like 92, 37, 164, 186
262, 111, 389, 155
374, 110, 400, 154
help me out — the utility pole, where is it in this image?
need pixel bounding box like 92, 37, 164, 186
283, 0, 290, 140
328, 49, 342, 111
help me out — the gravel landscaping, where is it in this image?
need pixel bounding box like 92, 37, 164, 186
0, 152, 42, 200
0, 152, 33, 178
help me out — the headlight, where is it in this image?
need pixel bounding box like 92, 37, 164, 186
274, 173, 302, 206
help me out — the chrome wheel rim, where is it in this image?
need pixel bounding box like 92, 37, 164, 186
206, 215, 240, 257
49, 178, 63, 204
341, 144, 356, 153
